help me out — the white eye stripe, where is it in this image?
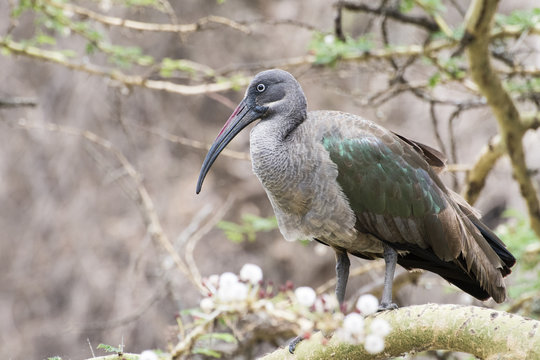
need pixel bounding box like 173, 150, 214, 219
256, 83, 266, 92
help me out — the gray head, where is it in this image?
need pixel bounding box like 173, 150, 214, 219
196, 69, 307, 193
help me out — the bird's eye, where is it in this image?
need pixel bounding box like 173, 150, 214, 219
256, 83, 266, 92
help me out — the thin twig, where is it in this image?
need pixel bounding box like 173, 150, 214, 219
131, 123, 251, 161
334, 2, 345, 41
184, 196, 235, 287
0, 97, 37, 108
335, 0, 440, 32
43, 0, 250, 34
11, 119, 207, 294
429, 102, 448, 156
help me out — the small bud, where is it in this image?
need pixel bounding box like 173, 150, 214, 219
364, 334, 385, 354
294, 286, 317, 307
239, 263, 263, 284
286, 280, 294, 290
140, 350, 158, 360
324, 34, 335, 44
219, 272, 239, 288
370, 318, 391, 337
200, 297, 214, 312
356, 294, 379, 315
342, 313, 365, 336
218, 281, 248, 302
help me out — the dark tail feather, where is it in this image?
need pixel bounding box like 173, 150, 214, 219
392, 212, 516, 303
469, 216, 516, 276
396, 248, 491, 301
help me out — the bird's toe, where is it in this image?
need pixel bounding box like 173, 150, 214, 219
378, 302, 398, 311
288, 335, 304, 354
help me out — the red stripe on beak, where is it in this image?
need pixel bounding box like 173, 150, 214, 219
217, 103, 246, 138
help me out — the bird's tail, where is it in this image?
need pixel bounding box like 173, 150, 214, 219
451, 191, 515, 302
398, 191, 515, 303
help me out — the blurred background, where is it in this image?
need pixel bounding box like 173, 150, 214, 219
1, 0, 539, 358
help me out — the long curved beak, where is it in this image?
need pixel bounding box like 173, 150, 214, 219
196, 98, 261, 194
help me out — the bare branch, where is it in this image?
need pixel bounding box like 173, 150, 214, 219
43, 0, 250, 34
335, 0, 440, 32
429, 102, 449, 156
465, 0, 540, 236
0, 96, 37, 108
463, 112, 540, 204
133, 124, 250, 161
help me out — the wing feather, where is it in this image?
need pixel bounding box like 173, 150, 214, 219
316, 111, 514, 302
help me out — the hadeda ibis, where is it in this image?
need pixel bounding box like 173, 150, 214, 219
196, 69, 515, 312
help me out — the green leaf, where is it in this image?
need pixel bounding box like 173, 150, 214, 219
217, 214, 278, 243
217, 221, 246, 243
496, 8, 540, 29
12, 0, 35, 17
199, 332, 238, 344
399, 0, 415, 13
35, 33, 57, 45
308, 32, 373, 66
137, 55, 155, 66
417, 0, 446, 15
428, 72, 441, 88
97, 343, 122, 354
192, 347, 222, 358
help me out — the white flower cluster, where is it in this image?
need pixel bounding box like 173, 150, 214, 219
294, 287, 340, 314
200, 263, 263, 311
336, 294, 392, 354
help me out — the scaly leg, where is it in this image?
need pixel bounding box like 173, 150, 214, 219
380, 243, 398, 311
335, 249, 350, 307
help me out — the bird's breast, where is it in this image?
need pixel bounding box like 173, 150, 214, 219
249, 120, 358, 246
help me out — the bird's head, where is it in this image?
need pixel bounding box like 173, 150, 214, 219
196, 69, 306, 193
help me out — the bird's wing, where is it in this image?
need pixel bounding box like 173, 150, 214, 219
319, 114, 494, 264
312, 111, 509, 302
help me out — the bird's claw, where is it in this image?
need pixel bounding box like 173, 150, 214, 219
288, 335, 304, 354
378, 302, 398, 311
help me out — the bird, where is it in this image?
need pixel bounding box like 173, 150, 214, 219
196, 68, 515, 312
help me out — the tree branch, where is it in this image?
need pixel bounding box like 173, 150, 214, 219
464, 0, 540, 236
261, 304, 540, 359
463, 112, 540, 205
0, 37, 249, 96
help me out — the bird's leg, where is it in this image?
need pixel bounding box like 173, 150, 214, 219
289, 249, 350, 354
380, 243, 398, 311
335, 249, 350, 308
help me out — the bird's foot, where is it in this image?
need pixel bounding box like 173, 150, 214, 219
378, 302, 398, 312
288, 335, 305, 354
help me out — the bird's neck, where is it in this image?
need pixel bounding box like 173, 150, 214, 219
249, 114, 304, 192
